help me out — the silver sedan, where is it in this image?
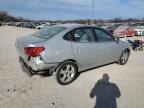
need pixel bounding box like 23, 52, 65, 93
16, 24, 131, 85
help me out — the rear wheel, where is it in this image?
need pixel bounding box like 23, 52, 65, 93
117, 50, 130, 65
55, 61, 78, 85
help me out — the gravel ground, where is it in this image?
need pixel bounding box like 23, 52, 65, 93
0, 26, 144, 108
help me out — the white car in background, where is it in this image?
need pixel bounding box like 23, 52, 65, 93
35, 23, 50, 29
134, 26, 144, 36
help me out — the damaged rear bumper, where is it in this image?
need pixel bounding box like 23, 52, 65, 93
19, 56, 58, 74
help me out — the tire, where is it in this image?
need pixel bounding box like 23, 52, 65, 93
134, 31, 138, 36
139, 47, 143, 51
117, 49, 130, 65
133, 47, 138, 51
142, 32, 144, 36
55, 61, 78, 85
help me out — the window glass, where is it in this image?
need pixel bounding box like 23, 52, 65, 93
94, 29, 114, 41
33, 26, 67, 39
73, 28, 93, 42
63, 32, 72, 41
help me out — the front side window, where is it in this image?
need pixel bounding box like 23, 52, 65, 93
33, 26, 67, 39
94, 28, 114, 42
72, 28, 93, 42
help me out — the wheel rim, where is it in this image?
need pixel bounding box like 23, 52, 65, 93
121, 51, 129, 64
59, 65, 75, 83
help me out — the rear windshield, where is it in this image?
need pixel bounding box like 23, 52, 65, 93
33, 26, 67, 39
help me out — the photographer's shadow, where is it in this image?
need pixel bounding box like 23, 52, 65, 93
90, 74, 121, 108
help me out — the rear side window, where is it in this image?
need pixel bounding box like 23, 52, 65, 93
72, 28, 93, 42
94, 28, 114, 42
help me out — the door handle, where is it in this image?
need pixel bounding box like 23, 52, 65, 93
77, 50, 81, 53
74, 50, 81, 53
78, 50, 81, 52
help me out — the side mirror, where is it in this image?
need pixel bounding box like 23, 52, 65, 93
115, 37, 120, 41
113, 33, 119, 42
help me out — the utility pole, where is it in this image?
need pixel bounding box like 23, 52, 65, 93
91, 0, 95, 25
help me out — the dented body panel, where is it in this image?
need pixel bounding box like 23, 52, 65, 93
25, 56, 57, 71
15, 25, 80, 72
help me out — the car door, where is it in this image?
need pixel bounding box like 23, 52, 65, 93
94, 28, 121, 65
71, 27, 100, 71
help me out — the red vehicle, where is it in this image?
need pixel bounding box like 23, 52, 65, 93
114, 26, 134, 37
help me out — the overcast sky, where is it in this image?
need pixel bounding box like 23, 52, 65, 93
0, 0, 144, 20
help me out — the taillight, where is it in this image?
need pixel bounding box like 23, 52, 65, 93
24, 47, 45, 57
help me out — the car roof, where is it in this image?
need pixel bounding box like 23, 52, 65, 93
54, 24, 100, 29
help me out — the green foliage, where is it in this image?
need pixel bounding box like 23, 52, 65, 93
0, 10, 28, 22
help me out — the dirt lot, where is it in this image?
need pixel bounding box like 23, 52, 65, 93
0, 26, 144, 108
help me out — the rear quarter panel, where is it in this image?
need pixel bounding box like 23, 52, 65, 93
40, 33, 76, 64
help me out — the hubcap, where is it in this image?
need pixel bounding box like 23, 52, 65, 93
59, 65, 75, 83
121, 51, 129, 64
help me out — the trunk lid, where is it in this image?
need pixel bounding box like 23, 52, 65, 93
15, 35, 46, 58
16, 35, 46, 47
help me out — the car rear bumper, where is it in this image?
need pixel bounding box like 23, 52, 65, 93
19, 56, 58, 73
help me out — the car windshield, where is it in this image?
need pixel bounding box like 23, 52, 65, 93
33, 26, 67, 39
